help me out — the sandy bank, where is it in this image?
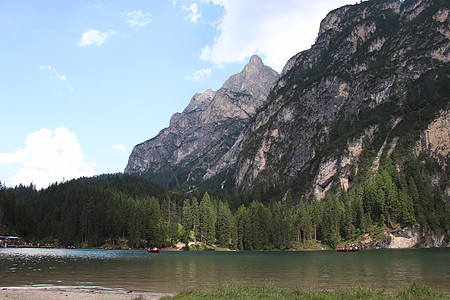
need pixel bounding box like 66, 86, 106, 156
0, 288, 173, 300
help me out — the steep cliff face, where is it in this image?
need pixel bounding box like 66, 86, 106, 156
125, 55, 279, 188
126, 0, 448, 198
217, 0, 449, 195
415, 109, 449, 168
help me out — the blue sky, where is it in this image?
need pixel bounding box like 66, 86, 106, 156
0, 0, 354, 189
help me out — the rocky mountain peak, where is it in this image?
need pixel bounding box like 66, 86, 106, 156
226, 0, 449, 194
317, 0, 401, 37
183, 89, 216, 114
249, 54, 264, 66
125, 56, 279, 188
126, 0, 448, 199
222, 54, 279, 105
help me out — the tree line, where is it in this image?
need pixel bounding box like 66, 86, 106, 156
0, 157, 448, 250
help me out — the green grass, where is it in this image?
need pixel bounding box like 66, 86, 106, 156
161, 282, 449, 300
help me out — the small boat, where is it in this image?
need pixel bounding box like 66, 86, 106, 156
15, 244, 56, 248
337, 247, 360, 252
147, 247, 160, 253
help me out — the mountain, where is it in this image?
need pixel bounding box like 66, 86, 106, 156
206, 0, 449, 200
126, 0, 448, 203
125, 55, 279, 189
2, 0, 448, 250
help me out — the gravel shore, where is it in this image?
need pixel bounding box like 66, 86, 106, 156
0, 288, 173, 299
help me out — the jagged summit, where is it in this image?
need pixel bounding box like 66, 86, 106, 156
222, 55, 278, 103
126, 0, 449, 201
124, 55, 279, 188
227, 0, 449, 196
249, 54, 263, 65
182, 89, 215, 115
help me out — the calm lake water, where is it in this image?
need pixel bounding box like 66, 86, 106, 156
0, 248, 449, 294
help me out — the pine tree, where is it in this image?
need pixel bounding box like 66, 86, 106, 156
216, 201, 233, 248
271, 202, 290, 249
234, 205, 247, 250
199, 192, 216, 245
145, 196, 162, 247
191, 197, 200, 244
181, 198, 193, 243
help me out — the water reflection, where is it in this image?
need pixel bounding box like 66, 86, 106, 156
1, 248, 449, 294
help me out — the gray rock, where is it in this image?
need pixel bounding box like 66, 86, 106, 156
124, 55, 279, 188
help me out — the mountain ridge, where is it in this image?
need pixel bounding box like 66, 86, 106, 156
126, 0, 448, 204
124, 54, 279, 189
222, 0, 449, 198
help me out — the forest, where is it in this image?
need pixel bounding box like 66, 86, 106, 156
0, 153, 448, 250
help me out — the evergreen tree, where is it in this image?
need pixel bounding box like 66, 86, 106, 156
271, 202, 290, 249
199, 192, 216, 244
234, 205, 247, 250
216, 201, 233, 248
145, 196, 162, 247
191, 197, 200, 244
181, 198, 193, 243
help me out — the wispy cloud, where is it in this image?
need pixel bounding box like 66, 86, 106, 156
112, 144, 127, 152
199, 0, 354, 72
125, 10, 151, 28
94, 3, 112, 12
0, 127, 95, 189
183, 3, 201, 23
40, 65, 66, 81
188, 67, 212, 81
78, 29, 117, 47
40, 65, 73, 91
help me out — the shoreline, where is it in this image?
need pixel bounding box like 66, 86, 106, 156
0, 287, 173, 300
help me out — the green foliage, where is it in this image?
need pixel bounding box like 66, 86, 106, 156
162, 282, 448, 300
199, 192, 216, 245
0, 154, 448, 250
0, 175, 167, 248
216, 201, 233, 248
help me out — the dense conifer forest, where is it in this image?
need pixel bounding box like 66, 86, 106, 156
1, 154, 448, 250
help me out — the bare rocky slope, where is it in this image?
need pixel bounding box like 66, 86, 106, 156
125, 55, 279, 189
126, 0, 449, 202
207, 0, 449, 200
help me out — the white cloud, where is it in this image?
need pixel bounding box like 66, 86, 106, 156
188, 67, 212, 81
0, 127, 95, 189
183, 3, 201, 23
40, 65, 73, 91
112, 145, 127, 152
40, 65, 66, 81
125, 10, 152, 28
78, 29, 117, 47
199, 0, 354, 72
94, 4, 112, 12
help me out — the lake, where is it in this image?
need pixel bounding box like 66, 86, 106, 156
0, 248, 449, 294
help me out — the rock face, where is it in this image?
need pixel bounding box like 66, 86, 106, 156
124, 55, 279, 188
209, 0, 450, 194
359, 226, 448, 249
415, 109, 449, 168
379, 226, 447, 248
126, 0, 449, 198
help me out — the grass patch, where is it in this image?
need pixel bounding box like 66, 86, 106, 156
161, 282, 449, 300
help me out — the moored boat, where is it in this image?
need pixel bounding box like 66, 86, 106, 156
147, 247, 160, 253
337, 247, 359, 252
